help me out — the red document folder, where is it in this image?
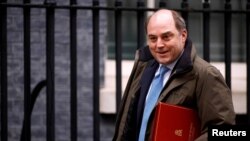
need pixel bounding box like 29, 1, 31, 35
151, 102, 201, 141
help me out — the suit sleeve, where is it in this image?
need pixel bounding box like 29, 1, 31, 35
195, 66, 236, 140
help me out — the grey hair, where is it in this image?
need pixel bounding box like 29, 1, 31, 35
145, 9, 187, 33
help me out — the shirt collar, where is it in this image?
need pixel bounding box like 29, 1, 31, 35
159, 49, 184, 71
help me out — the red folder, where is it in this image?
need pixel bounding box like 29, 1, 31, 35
151, 102, 201, 141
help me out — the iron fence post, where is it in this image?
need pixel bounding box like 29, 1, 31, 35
115, 0, 122, 114
224, 0, 232, 88
70, 0, 78, 141
44, 0, 56, 140
93, 0, 100, 141
0, 0, 8, 140
203, 0, 210, 62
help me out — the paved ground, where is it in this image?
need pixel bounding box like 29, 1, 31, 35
100, 60, 247, 114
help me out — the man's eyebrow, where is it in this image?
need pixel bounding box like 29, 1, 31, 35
147, 31, 173, 38
161, 31, 172, 36
147, 34, 156, 37
148, 34, 155, 36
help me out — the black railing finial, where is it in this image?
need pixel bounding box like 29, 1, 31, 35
203, 0, 210, 9
93, 0, 99, 6
44, 0, 56, 5
203, 0, 210, 62
159, 0, 167, 8
225, 0, 232, 9
181, 0, 188, 8
137, 0, 145, 7
247, 0, 250, 9
115, 0, 122, 7
137, 0, 145, 49
181, 0, 189, 30
225, 0, 231, 9
70, 0, 77, 5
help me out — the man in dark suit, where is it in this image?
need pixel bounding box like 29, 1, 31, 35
113, 9, 235, 141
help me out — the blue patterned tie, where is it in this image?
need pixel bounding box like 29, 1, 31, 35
138, 66, 169, 141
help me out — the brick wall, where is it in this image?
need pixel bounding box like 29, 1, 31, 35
5, 0, 114, 141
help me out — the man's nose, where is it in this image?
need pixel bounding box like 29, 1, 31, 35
156, 38, 164, 48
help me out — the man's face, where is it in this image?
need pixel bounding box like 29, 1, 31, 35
147, 11, 187, 65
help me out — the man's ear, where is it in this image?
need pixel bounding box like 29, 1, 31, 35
181, 29, 187, 43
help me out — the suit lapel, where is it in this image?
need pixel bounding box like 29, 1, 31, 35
136, 60, 158, 129
158, 69, 196, 102
140, 61, 159, 96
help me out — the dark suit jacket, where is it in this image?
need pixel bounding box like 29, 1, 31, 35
113, 39, 235, 141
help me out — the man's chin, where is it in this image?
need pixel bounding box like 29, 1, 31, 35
157, 59, 171, 65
